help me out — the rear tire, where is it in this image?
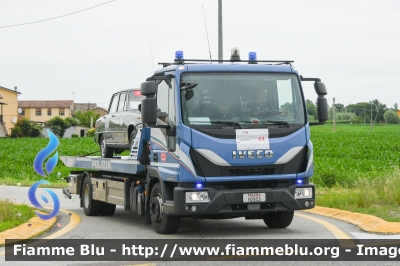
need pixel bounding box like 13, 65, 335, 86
100, 135, 114, 158
263, 211, 294, 228
100, 203, 116, 216
149, 183, 180, 234
82, 177, 103, 216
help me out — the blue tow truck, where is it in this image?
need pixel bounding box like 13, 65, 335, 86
62, 48, 328, 234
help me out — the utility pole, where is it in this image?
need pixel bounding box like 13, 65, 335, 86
370, 103, 372, 128
71, 92, 75, 101
332, 98, 336, 131
218, 0, 223, 62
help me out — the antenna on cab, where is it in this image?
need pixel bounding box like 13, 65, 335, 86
202, 5, 212, 62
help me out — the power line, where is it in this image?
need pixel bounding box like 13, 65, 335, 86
0, 0, 117, 29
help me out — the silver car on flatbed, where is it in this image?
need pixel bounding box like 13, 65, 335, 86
94, 89, 144, 158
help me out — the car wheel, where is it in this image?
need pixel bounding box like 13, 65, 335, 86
100, 135, 114, 158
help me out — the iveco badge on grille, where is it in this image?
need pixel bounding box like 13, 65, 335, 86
232, 149, 273, 159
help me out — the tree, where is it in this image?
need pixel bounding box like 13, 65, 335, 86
393, 103, 398, 111
383, 110, 400, 124
30, 122, 43, 137
334, 103, 344, 112
74, 110, 101, 128
370, 99, 387, 123
46, 116, 68, 137
305, 99, 317, 118
14, 118, 32, 137
65, 117, 79, 127
11, 118, 43, 138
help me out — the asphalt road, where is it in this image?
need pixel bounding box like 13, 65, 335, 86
0, 185, 398, 266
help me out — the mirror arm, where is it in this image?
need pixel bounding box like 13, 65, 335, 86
300, 76, 321, 82
146, 124, 171, 129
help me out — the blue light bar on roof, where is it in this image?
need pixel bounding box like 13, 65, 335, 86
249, 52, 257, 61
175, 50, 184, 60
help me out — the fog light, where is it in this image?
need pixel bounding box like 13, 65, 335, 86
305, 201, 309, 207
185, 206, 189, 211
191, 205, 197, 212
294, 188, 313, 199
185, 191, 210, 203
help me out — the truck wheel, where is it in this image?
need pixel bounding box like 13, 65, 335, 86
100, 203, 116, 216
149, 183, 180, 234
263, 211, 294, 228
100, 135, 113, 158
82, 177, 103, 216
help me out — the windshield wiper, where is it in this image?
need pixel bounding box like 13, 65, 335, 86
265, 120, 291, 127
214, 121, 243, 129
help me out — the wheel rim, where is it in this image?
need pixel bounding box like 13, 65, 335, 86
84, 184, 89, 209
150, 193, 163, 223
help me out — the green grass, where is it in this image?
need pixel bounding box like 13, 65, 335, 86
0, 200, 36, 232
316, 166, 400, 222
311, 124, 400, 187
0, 137, 101, 187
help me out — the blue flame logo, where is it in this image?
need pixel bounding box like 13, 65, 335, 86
33, 130, 59, 176
28, 130, 60, 220
28, 180, 60, 220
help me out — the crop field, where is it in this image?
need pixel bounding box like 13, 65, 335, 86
310, 124, 400, 187
0, 137, 101, 186
0, 124, 399, 188
0, 124, 399, 221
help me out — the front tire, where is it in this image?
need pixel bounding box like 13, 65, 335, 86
100, 135, 114, 158
263, 211, 294, 228
149, 183, 180, 234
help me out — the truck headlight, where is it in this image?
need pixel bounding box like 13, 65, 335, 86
185, 191, 210, 203
294, 188, 313, 199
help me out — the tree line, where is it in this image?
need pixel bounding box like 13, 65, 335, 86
306, 99, 400, 124
10, 110, 100, 138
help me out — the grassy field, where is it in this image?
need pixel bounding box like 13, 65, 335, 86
311, 124, 400, 187
0, 200, 36, 232
0, 124, 399, 221
0, 137, 101, 186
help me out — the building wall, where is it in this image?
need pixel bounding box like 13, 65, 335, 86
0, 88, 19, 135
20, 107, 72, 123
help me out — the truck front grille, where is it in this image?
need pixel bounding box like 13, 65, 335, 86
219, 165, 283, 176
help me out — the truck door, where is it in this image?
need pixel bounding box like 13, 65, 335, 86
151, 75, 177, 162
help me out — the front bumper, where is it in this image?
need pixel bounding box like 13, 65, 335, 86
163, 184, 315, 216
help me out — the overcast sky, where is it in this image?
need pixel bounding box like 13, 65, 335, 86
0, 0, 399, 109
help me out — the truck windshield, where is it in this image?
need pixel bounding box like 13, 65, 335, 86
180, 73, 306, 127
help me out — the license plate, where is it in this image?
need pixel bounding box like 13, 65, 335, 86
243, 193, 266, 203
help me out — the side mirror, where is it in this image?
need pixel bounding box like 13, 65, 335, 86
314, 82, 327, 96
316, 97, 328, 123
140, 81, 157, 96
140, 81, 157, 125
141, 98, 157, 125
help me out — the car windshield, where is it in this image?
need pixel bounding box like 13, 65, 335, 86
180, 73, 306, 127
127, 90, 145, 110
